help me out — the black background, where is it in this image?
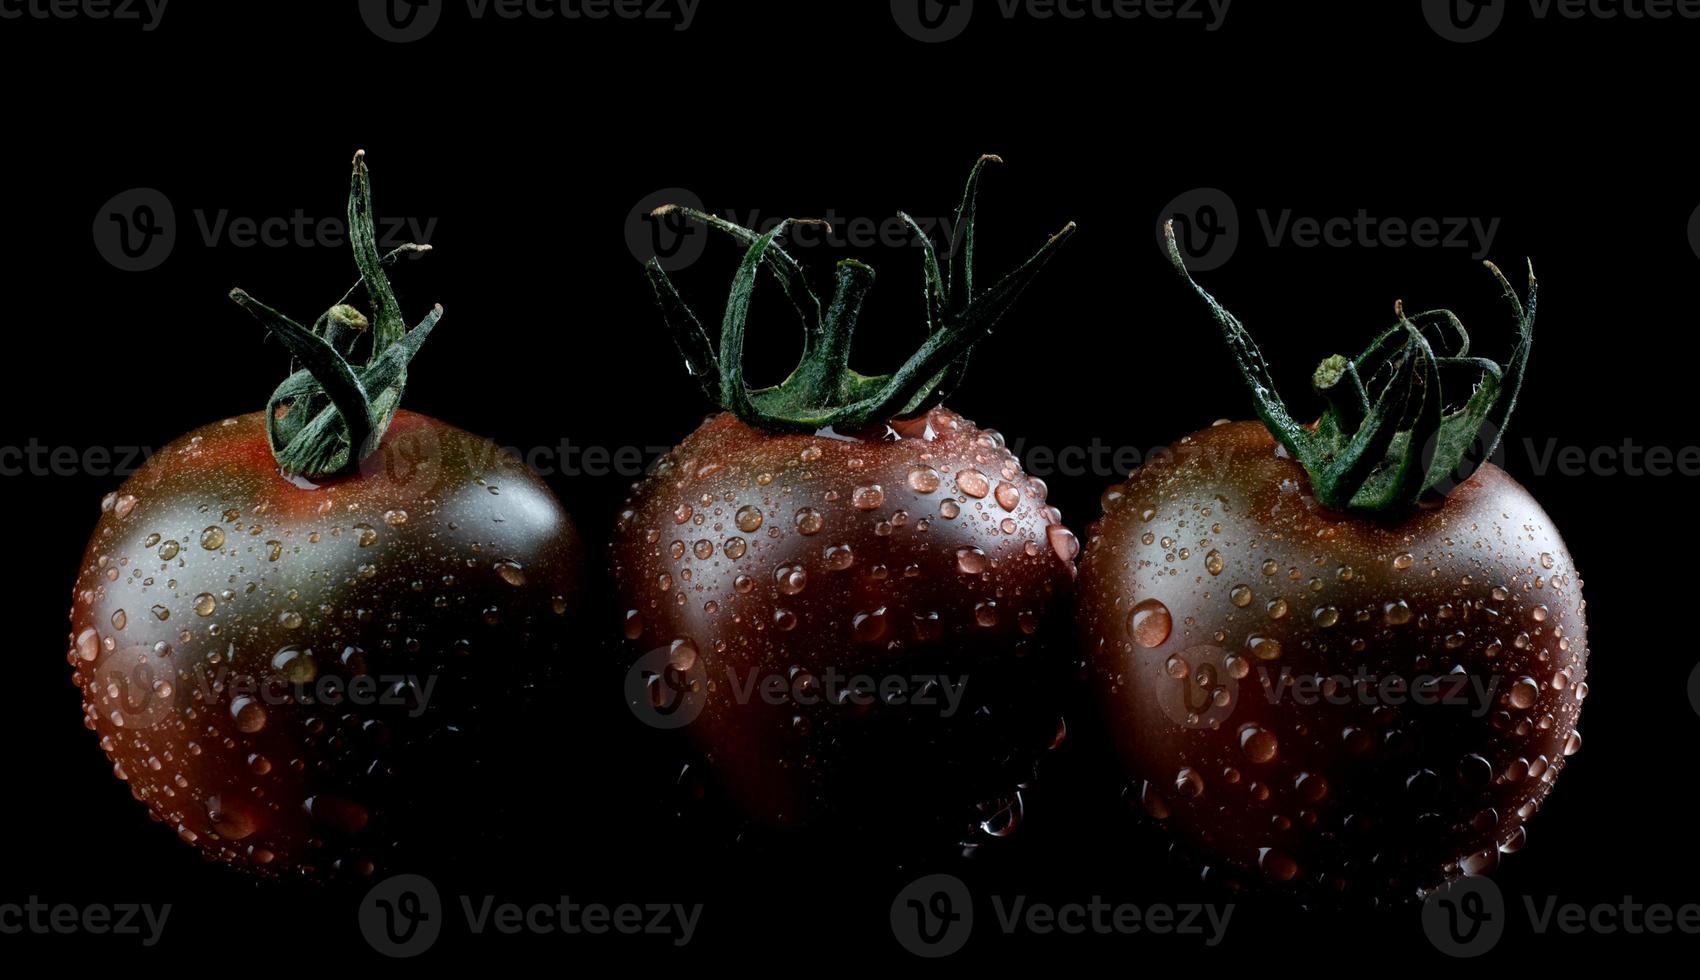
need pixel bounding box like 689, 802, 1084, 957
2, 0, 1693, 968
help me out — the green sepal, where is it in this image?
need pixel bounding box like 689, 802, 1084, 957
229, 152, 441, 477
641, 157, 1074, 432
1164, 221, 1537, 513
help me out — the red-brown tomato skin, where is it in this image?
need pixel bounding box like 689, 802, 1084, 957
612, 407, 1077, 839
69, 411, 586, 880
1078, 421, 1587, 897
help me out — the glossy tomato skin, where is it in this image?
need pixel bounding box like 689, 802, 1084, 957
1079, 421, 1586, 898
69, 411, 585, 879
612, 407, 1077, 843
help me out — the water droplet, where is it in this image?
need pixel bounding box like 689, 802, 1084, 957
1312, 605, 1339, 628
193, 593, 216, 617
795, 508, 824, 535
724, 537, 747, 559
668, 638, 698, 671
1128, 598, 1172, 648
623, 609, 644, 639
271, 646, 317, 684
1392, 552, 1414, 570
382, 509, 408, 526
75, 628, 100, 661
200, 526, 225, 550
939, 499, 961, 520
1383, 600, 1413, 625
353, 524, 378, 547
907, 467, 941, 493
852, 485, 885, 511
955, 547, 988, 575
693, 539, 714, 560
1540, 552, 1555, 569
1258, 847, 1299, 881
773, 608, 798, 631
494, 559, 526, 586
110, 609, 127, 630
994, 481, 1020, 511
955, 469, 990, 498
1246, 635, 1282, 661
735, 505, 764, 532
1174, 767, 1205, 798
1047, 524, 1079, 562
776, 564, 808, 595
278, 610, 304, 630
853, 607, 890, 641
1205, 550, 1225, 576
157, 539, 180, 560
231, 697, 267, 733
1509, 676, 1540, 709
1230, 585, 1253, 608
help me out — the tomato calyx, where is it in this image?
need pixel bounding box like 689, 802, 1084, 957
643, 155, 1076, 433
1163, 220, 1537, 514
229, 150, 442, 478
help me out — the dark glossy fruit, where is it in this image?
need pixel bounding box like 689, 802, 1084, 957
69, 411, 585, 878
1079, 420, 1587, 897
622, 159, 1077, 848
612, 407, 1076, 840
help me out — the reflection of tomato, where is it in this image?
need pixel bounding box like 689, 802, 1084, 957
1078, 227, 1588, 898
621, 158, 1077, 846
68, 154, 586, 879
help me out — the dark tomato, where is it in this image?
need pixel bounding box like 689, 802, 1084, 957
1079, 421, 1586, 897
612, 407, 1077, 845
69, 411, 585, 879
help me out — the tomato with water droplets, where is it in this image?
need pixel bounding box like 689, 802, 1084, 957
625, 158, 1077, 848
68, 155, 587, 881
614, 409, 1075, 842
69, 412, 585, 879
1084, 237, 1587, 898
